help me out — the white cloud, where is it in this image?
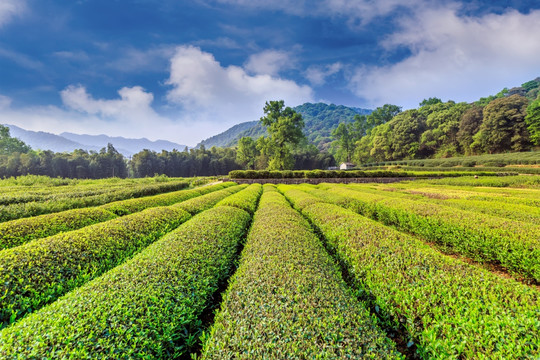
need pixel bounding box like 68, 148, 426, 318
0, 0, 25, 27
244, 49, 295, 76
305, 62, 343, 86
106, 46, 176, 72
0, 47, 314, 146
214, 0, 430, 25
61, 85, 159, 119
0, 48, 43, 70
0, 95, 12, 109
166, 45, 313, 121
349, 8, 540, 109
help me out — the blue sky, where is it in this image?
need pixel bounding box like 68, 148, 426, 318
0, 0, 539, 146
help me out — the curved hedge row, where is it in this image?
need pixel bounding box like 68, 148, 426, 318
0, 183, 233, 251
0, 179, 191, 222
201, 186, 400, 359
0, 206, 252, 359
0, 207, 118, 250
173, 184, 245, 215
0, 205, 192, 329
323, 184, 540, 283
281, 188, 540, 359
215, 183, 262, 214
100, 182, 234, 216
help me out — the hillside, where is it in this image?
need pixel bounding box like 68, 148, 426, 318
3, 125, 188, 157
197, 103, 371, 149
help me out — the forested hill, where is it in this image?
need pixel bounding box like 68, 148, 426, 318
197, 103, 371, 149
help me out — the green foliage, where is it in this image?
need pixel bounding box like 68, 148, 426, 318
215, 183, 262, 214
260, 100, 305, 170
0, 205, 192, 328
321, 184, 540, 282
291, 198, 539, 359
236, 137, 258, 169
419, 97, 442, 107
98, 182, 234, 216
173, 184, 245, 215
0, 125, 31, 155
331, 122, 355, 162
477, 95, 531, 153
201, 186, 400, 359
0, 206, 252, 358
228, 169, 499, 179
0, 207, 117, 250
0, 178, 191, 222
525, 94, 540, 145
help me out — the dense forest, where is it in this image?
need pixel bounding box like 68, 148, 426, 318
1, 78, 539, 178
342, 78, 540, 164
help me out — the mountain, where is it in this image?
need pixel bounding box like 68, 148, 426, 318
4, 125, 187, 157
5, 125, 103, 153
60, 133, 188, 156
197, 121, 258, 149
197, 103, 372, 150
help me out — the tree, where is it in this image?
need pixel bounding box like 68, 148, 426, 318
457, 106, 484, 155
259, 100, 305, 170
419, 97, 442, 107
331, 122, 354, 162
525, 94, 540, 146
236, 137, 258, 169
0, 125, 31, 155
478, 95, 530, 153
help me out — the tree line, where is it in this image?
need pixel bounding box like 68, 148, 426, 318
2, 78, 539, 178
331, 79, 540, 165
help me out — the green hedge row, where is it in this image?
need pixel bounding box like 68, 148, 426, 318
0, 183, 232, 251
315, 184, 540, 283
215, 183, 262, 215
353, 183, 540, 224
228, 169, 502, 179
0, 183, 247, 328
421, 175, 540, 188
201, 186, 400, 359
0, 205, 252, 359
173, 184, 245, 215
100, 182, 234, 216
0, 207, 118, 250
363, 151, 540, 167
0, 179, 191, 222
0, 205, 192, 329
280, 187, 540, 359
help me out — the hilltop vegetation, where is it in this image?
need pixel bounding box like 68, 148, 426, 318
198, 103, 371, 149
344, 78, 540, 164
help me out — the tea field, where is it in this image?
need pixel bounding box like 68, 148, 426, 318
0, 176, 538, 359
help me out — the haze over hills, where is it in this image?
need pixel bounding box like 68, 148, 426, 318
198, 103, 372, 150
4, 125, 188, 157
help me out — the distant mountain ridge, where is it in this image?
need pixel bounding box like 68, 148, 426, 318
4, 125, 188, 157
198, 102, 372, 150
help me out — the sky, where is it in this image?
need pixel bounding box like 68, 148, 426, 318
0, 0, 539, 146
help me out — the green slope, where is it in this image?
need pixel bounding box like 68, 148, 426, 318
197, 103, 371, 149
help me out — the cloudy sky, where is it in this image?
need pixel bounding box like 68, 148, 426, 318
0, 0, 539, 146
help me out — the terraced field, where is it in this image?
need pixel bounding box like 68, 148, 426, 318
0, 177, 538, 359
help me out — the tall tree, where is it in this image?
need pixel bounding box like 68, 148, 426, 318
477, 95, 530, 153
331, 122, 354, 162
457, 106, 484, 155
236, 136, 258, 169
259, 100, 305, 170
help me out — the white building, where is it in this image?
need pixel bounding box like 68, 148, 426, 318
339, 162, 356, 170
